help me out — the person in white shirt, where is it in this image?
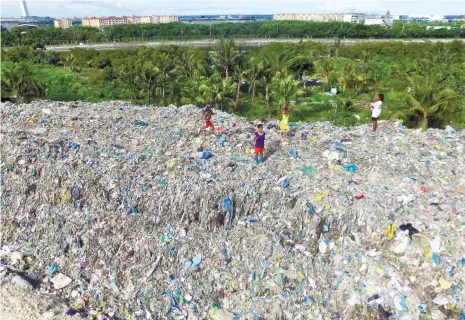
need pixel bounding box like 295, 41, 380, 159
370, 93, 384, 134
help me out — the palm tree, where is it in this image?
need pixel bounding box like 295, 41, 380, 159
177, 48, 208, 79
116, 60, 142, 101
138, 61, 157, 104
272, 75, 304, 107
3, 63, 46, 103
261, 46, 298, 80
338, 62, 355, 93
233, 63, 247, 106
181, 78, 209, 106
245, 57, 263, 103
199, 73, 237, 111
316, 59, 335, 85
154, 53, 177, 99
396, 73, 464, 129
260, 63, 274, 111
214, 38, 239, 78
370, 73, 388, 99
354, 74, 372, 95
58, 53, 80, 73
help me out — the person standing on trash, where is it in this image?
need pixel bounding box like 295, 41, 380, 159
370, 93, 384, 136
202, 104, 215, 134
253, 124, 266, 165
280, 105, 291, 142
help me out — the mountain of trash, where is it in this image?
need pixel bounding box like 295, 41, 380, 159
0, 101, 464, 320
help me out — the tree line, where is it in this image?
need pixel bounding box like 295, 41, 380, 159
1, 20, 463, 48
1, 39, 464, 129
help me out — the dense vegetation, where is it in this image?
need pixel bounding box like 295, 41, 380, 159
1, 20, 463, 47
1, 39, 464, 129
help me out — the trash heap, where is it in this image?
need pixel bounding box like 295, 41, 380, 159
1, 101, 464, 320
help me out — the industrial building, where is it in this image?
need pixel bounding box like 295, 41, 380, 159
274, 12, 398, 26
273, 13, 343, 22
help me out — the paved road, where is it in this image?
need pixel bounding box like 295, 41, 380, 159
46, 38, 462, 52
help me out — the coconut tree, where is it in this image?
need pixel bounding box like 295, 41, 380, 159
154, 53, 177, 99
338, 62, 355, 92
245, 57, 264, 103
177, 48, 208, 79
2, 63, 46, 103
137, 61, 158, 104
316, 58, 335, 85
272, 75, 304, 108
395, 73, 464, 129
199, 73, 237, 111
233, 63, 247, 106
214, 38, 240, 78
181, 78, 209, 106
261, 46, 299, 80
116, 60, 142, 101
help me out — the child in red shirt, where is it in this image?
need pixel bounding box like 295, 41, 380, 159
203, 104, 214, 133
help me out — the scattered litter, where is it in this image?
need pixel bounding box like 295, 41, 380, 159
0, 101, 463, 319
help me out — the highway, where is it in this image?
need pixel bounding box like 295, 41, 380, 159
45, 38, 463, 52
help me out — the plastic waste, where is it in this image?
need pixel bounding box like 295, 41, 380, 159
201, 151, 213, 159
0, 101, 463, 320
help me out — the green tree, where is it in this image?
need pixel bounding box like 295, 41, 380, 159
154, 53, 177, 99
316, 58, 335, 85
2, 63, 46, 103
199, 74, 236, 110
138, 61, 158, 104
245, 57, 264, 103
177, 47, 208, 79
214, 38, 239, 78
338, 62, 355, 92
58, 53, 80, 73
396, 73, 464, 129
233, 63, 247, 106
271, 75, 304, 108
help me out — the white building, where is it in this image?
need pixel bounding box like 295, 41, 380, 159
54, 18, 73, 29
274, 13, 343, 22
343, 14, 362, 23
364, 18, 394, 27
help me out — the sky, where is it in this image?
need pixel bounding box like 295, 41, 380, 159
1, 0, 464, 18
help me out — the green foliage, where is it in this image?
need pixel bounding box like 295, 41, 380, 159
2, 21, 463, 48
1, 62, 46, 103
2, 38, 464, 129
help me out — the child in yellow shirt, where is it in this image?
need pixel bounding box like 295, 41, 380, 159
280, 106, 290, 142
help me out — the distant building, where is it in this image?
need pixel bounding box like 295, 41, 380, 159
343, 14, 362, 23
139, 15, 178, 24
1, 19, 20, 30
82, 16, 129, 29
273, 13, 343, 22
54, 18, 73, 29
364, 18, 394, 27
82, 15, 178, 29
1, 16, 52, 30
430, 15, 446, 22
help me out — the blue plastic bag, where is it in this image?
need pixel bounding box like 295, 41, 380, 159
343, 164, 358, 173
290, 147, 297, 159
224, 196, 234, 231
201, 151, 212, 159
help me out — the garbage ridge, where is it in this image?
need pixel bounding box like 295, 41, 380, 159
0, 100, 464, 320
